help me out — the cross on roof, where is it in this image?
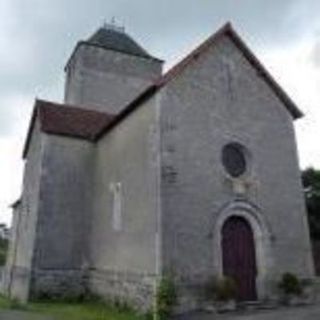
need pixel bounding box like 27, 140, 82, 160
103, 17, 125, 33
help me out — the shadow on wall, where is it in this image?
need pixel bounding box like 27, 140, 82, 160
0, 238, 8, 266
0, 267, 3, 288
312, 241, 320, 276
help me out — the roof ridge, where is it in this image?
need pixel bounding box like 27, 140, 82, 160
95, 22, 302, 141
156, 22, 302, 118
156, 22, 232, 86
23, 23, 303, 158
36, 99, 115, 116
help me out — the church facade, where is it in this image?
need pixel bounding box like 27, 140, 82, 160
3, 23, 314, 310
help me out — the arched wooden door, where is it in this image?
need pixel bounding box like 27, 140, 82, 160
222, 216, 257, 301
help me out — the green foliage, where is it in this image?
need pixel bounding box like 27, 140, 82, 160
156, 276, 177, 320
32, 292, 137, 315
8, 298, 27, 310
302, 167, 320, 240
0, 294, 142, 320
112, 298, 134, 313
143, 310, 154, 320
278, 273, 303, 296
32, 290, 84, 304
205, 276, 237, 302
0, 295, 13, 309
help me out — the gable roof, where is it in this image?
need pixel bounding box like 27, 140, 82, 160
159, 22, 302, 119
23, 23, 303, 158
23, 100, 114, 159
96, 22, 303, 140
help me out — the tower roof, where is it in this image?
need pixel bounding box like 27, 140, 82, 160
65, 24, 162, 71
86, 26, 154, 59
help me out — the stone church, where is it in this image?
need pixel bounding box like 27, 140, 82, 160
2, 22, 315, 310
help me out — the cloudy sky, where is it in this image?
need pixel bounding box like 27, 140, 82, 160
0, 0, 320, 225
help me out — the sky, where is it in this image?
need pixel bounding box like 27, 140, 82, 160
0, 0, 320, 225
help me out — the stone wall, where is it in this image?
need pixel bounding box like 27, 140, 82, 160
7, 96, 162, 306
30, 269, 87, 300
89, 94, 161, 309
5, 120, 44, 301
88, 269, 155, 311
5, 266, 31, 302
159, 33, 314, 304
17, 134, 94, 300
64, 44, 162, 113
30, 135, 94, 292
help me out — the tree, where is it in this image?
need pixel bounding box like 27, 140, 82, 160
301, 168, 320, 240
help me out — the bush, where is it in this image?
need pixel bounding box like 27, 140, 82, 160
205, 276, 237, 302
278, 273, 303, 296
33, 291, 136, 314
112, 298, 134, 313
143, 310, 154, 320
156, 276, 177, 320
8, 298, 27, 311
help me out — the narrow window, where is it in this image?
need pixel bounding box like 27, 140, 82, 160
110, 182, 122, 231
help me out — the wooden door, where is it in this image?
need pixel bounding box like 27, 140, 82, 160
222, 216, 257, 301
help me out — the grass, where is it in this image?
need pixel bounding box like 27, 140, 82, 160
0, 295, 146, 320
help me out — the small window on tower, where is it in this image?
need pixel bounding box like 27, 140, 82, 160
110, 182, 122, 231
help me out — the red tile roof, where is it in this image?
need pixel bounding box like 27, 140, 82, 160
39, 101, 114, 139
23, 100, 114, 158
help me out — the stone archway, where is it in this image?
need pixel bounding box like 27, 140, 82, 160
212, 201, 273, 299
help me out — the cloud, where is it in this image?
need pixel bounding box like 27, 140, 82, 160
0, 94, 33, 136
260, 38, 320, 168
0, 1, 37, 75
0, 0, 310, 93
0, 92, 34, 225
310, 41, 320, 68
0, 137, 24, 225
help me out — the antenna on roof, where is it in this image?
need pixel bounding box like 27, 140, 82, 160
103, 17, 125, 33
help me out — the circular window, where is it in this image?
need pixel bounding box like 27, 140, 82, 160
222, 143, 247, 177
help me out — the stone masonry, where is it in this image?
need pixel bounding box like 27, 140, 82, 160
3, 23, 314, 312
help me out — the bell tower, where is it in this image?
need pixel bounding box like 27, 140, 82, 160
64, 23, 163, 114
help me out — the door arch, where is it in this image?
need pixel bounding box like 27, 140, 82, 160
222, 216, 257, 301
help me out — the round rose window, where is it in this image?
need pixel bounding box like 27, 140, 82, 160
222, 143, 247, 177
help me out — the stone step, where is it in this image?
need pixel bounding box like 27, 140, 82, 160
237, 300, 279, 311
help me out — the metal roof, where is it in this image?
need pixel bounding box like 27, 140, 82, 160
86, 27, 154, 59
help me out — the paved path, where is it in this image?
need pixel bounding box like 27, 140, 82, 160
174, 305, 320, 320
0, 310, 54, 320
